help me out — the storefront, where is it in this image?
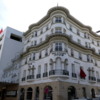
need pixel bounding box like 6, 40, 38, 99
0, 82, 18, 100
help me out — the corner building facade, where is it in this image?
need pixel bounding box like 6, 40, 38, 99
19, 7, 100, 100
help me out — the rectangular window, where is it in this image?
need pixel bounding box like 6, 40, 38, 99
92, 39, 94, 44
96, 71, 99, 79
34, 40, 37, 45
72, 64, 75, 73
77, 30, 80, 35
10, 34, 22, 42
71, 48, 74, 57
85, 42, 88, 48
23, 70, 26, 77
55, 43, 62, 51
78, 39, 81, 44
34, 31, 37, 37
45, 49, 48, 56
79, 52, 82, 60
69, 25, 72, 31
32, 68, 34, 75
87, 55, 90, 62
39, 52, 41, 59
44, 64, 48, 72
55, 17, 62, 23
33, 53, 35, 60
84, 33, 86, 38
38, 66, 41, 74
55, 27, 62, 33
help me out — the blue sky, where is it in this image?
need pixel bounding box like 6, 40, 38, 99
0, 0, 100, 34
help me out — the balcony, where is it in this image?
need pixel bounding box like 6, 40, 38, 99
49, 70, 69, 79
36, 74, 41, 79
72, 73, 77, 78
22, 77, 26, 81
88, 76, 96, 83
43, 72, 48, 77
27, 75, 34, 81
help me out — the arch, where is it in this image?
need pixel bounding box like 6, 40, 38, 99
44, 86, 53, 100
35, 87, 39, 100
82, 87, 87, 98
55, 57, 62, 61
20, 88, 25, 100
68, 86, 76, 100
91, 88, 95, 98
27, 87, 33, 100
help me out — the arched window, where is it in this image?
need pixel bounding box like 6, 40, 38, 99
20, 88, 25, 100
64, 59, 68, 70
68, 86, 76, 100
82, 87, 86, 98
91, 88, 95, 98
27, 88, 33, 100
35, 87, 39, 100
44, 86, 53, 100
56, 57, 62, 70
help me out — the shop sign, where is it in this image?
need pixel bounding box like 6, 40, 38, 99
6, 90, 17, 97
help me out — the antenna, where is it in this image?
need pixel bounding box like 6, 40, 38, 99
57, 3, 59, 7
96, 30, 100, 33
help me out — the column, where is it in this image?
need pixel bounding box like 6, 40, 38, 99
62, 62, 64, 70
24, 88, 27, 100
53, 62, 56, 70
39, 86, 44, 100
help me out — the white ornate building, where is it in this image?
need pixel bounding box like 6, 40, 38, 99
1, 6, 100, 100
18, 6, 100, 100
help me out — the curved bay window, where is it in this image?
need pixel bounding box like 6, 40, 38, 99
44, 86, 53, 100
55, 42, 62, 51
35, 87, 39, 100
20, 88, 25, 100
27, 88, 33, 100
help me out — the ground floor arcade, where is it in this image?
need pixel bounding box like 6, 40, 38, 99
18, 81, 100, 100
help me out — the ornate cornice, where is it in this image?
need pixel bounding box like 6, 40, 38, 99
23, 6, 100, 38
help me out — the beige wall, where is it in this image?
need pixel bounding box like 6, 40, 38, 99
19, 81, 100, 100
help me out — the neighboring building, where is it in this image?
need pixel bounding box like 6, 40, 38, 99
19, 6, 100, 100
0, 82, 18, 100
2, 54, 21, 83
0, 27, 23, 79
0, 27, 23, 100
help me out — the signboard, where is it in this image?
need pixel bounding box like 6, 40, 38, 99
6, 90, 17, 97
